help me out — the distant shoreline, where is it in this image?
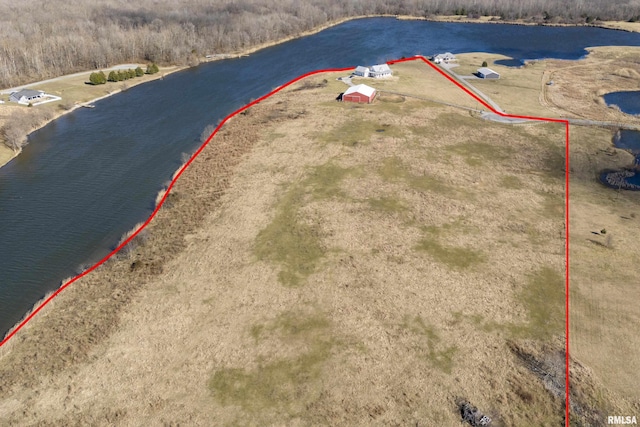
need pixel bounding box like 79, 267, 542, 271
1, 14, 639, 170
397, 14, 640, 33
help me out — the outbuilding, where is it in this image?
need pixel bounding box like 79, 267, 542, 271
10, 89, 44, 104
477, 67, 500, 79
354, 66, 370, 77
369, 63, 392, 78
342, 84, 376, 104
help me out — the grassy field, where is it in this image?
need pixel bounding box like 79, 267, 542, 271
0, 61, 565, 425
452, 52, 554, 118
0, 58, 638, 425
0, 144, 15, 166
568, 124, 640, 414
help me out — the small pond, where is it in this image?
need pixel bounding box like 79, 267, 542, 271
603, 90, 640, 115
600, 130, 640, 190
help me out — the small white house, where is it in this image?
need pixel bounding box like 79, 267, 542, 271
369, 63, 392, 78
354, 66, 370, 77
477, 67, 500, 79
433, 52, 456, 64
9, 89, 44, 104
9, 89, 43, 104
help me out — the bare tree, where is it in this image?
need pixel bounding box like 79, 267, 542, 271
0, 0, 636, 88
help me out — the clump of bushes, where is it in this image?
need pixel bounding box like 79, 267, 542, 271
146, 63, 160, 74
107, 68, 142, 82
89, 71, 107, 85
90, 68, 147, 84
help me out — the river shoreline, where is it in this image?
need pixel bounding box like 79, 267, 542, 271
1, 15, 640, 341
1, 14, 638, 170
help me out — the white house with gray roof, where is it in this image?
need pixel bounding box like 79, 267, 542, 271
354, 66, 370, 77
433, 52, 456, 64
10, 89, 45, 105
369, 63, 392, 78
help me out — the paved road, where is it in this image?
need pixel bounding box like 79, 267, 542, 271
480, 112, 535, 124
566, 118, 640, 130
0, 64, 142, 94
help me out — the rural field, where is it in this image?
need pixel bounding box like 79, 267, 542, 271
0, 56, 639, 425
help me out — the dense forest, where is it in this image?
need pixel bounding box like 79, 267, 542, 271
1, 0, 639, 87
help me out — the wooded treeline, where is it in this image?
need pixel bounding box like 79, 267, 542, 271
0, 0, 639, 88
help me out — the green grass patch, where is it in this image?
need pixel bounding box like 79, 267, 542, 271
501, 175, 525, 189
378, 156, 452, 194
264, 131, 286, 142
510, 267, 564, 341
401, 315, 457, 374
434, 111, 488, 129
254, 162, 353, 286
210, 311, 333, 415
366, 196, 407, 214
254, 185, 323, 287
319, 117, 404, 147
444, 141, 513, 167
305, 162, 353, 200
415, 237, 485, 269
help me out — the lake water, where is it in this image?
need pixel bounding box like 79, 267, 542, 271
604, 90, 640, 115
2, 18, 640, 337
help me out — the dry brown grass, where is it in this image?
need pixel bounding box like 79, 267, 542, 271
453, 52, 555, 118
568, 124, 640, 415
0, 143, 16, 167
0, 61, 629, 426
598, 20, 640, 33
543, 46, 640, 123
359, 61, 488, 111
440, 46, 640, 125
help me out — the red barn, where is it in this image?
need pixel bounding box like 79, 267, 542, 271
343, 84, 376, 104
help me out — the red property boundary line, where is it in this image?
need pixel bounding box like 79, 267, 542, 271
0, 56, 572, 425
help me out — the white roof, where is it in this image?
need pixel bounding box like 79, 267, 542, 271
369, 64, 391, 73
355, 65, 369, 72
344, 84, 376, 97
478, 67, 499, 75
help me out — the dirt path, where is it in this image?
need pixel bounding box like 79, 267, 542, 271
0, 64, 142, 94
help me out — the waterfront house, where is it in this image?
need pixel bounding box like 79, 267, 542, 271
477, 67, 500, 79
342, 84, 376, 104
433, 52, 456, 64
9, 89, 45, 104
369, 64, 392, 78
354, 66, 370, 77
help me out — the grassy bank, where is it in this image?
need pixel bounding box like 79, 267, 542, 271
398, 14, 640, 33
